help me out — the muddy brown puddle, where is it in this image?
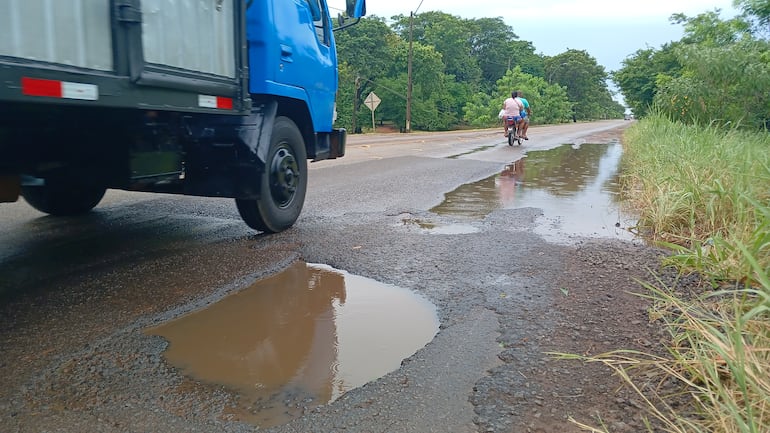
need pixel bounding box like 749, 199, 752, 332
431, 142, 639, 243
146, 261, 438, 427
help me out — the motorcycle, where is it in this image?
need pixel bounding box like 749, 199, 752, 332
505, 116, 522, 146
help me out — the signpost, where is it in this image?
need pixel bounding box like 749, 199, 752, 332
363, 91, 381, 132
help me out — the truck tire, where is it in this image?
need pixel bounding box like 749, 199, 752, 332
21, 183, 106, 216
236, 116, 308, 233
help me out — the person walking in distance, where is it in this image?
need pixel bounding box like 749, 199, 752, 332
516, 90, 531, 140
501, 91, 523, 138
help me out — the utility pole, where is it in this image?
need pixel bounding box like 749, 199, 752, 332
405, 1, 423, 133
405, 11, 413, 133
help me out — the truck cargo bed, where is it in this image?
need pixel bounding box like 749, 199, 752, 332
0, 0, 248, 114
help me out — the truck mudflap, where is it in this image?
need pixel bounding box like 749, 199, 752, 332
329, 128, 346, 159
0, 175, 21, 203
311, 128, 346, 162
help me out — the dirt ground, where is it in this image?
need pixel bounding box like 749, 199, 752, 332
481, 239, 679, 433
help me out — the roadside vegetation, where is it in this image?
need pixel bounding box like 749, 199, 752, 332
562, 1, 770, 431
622, 115, 769, 285
586, 114, 770, 432
333, 13, 624, 132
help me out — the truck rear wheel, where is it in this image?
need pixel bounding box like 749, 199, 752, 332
21, 182, 106, 216
236, 116, 307, 233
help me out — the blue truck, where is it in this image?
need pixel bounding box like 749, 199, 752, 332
0, 0, 365, 232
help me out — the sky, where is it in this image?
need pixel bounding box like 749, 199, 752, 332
329, 0, 740, 73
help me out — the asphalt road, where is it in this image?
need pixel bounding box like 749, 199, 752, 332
0, 120, 641, 433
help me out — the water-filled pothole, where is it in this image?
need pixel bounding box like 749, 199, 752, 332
431, 142, 638, 242
145, 261, 438, 426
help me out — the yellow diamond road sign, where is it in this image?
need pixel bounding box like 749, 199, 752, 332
364, 92, 381, 111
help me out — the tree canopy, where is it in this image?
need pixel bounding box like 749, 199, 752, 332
614, 4, 770, 129
544, 49, 621, 120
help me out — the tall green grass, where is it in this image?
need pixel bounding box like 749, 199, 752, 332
620, 114, 770, 285
556, 114, 770, 432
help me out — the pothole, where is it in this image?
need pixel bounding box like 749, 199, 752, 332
145, 261, 439, 427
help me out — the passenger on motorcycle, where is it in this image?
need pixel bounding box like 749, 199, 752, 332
516, 91, 531, 140
502, 91, 524, 138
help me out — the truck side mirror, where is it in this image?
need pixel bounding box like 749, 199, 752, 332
345, 0, 366, 18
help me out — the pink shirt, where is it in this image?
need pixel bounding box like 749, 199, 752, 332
503, 97, 522, 117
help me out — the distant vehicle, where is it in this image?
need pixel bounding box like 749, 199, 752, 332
624, 114, 633, 120
0, 0, 366, 233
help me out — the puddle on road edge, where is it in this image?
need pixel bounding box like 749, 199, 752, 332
431, 142, 639, 243
145, 261, 439, 427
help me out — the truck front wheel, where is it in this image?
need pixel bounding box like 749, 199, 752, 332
21, 182, 106, 216
236, 116, 308, 233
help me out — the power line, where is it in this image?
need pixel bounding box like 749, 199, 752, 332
413, 0, 425, 14
358, 77, 406, 100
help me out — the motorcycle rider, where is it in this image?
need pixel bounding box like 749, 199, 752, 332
501, 91, 524, 138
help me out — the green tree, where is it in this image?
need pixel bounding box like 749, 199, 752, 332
654, 40, 770, 129
336, 11, 616, 130
612, 44, 682, 118
507, 40, 545, 80
376, 39, 456, 131
464, 18, 544, 90
544, 50, 614, 120
734, 0, 770, 36
463, 66, 572, 127
335, 16, 395, 79
633, 9, 770, 129
335, 61, 357, 130
671, 9, 753, 45
613, 9, 757, 120
462, 91, 496, 127
391, 12, 482, 84
335, 16, 398, 132
468, 17, 516, 86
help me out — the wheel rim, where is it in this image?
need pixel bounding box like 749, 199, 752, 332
269, 144, 300, 208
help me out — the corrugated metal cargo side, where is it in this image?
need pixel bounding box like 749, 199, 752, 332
0, 0, 113, 71
142, 0, 235, 78
0, 0, 247, 113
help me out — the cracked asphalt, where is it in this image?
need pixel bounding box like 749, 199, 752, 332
0, 121, 669, 433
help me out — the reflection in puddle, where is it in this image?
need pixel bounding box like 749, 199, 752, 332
146, 261, 438, 427
431, 142, 638, 242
